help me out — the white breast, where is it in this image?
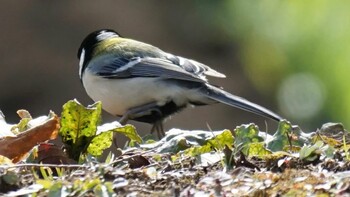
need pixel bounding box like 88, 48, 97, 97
82, 71, 209, 116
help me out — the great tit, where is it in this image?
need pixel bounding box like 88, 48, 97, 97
78, 29, 282, 136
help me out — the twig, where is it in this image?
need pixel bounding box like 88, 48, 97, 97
0, 163, 87, 170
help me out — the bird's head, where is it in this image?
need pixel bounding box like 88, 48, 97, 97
78, 29, 120, 79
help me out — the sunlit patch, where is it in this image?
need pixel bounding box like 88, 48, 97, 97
97, 31, 118, 41
277, 73, 326, 121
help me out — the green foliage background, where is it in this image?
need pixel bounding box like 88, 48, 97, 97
195, 1, 350, 128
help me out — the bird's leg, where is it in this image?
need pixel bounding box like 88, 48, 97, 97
151, 121, 165, 139
114, 103, 159, 150
119, 102, 159, 124
118, 102, 166, 138
118, 115, 129, 125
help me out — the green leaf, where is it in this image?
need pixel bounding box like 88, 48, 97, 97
97, 122, 141, 143
6, 110, 56, 136
104, 151, 115, 164
267, 120, 292, 152
312, 134, 341, 147
59, 100, 102, 160
233, 123, 264, 155
141, 128, 233, 154
245, 142, 272, 156
94, 183, 114, 197
36, 179, 53, 190
185, 130, 233, 156
87, 131, 113, 157
322, 145, 336, 159
14, 118, 31, 133
267, 120, 309, 152
299, 141, 324, 162
83, 178, 101, 190
87, 123, 141, 157
2, 171, 19, 185
48, 182, 69, 197
223, 145, 235, 170
60, 100, 102, 143
9, 110, 32, 133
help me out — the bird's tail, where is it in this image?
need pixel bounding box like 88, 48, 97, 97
201, 84, 283, 121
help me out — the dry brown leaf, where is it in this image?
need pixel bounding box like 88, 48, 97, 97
0, 114, 59, 163
127, 155, 150, 169
36, 143, 76, 165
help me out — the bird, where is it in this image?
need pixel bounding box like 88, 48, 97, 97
77, 29, 282, 137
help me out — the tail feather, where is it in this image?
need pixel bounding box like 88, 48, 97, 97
202, 84, 283, 121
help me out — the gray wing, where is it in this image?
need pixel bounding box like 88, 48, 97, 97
90, 56, 207, 83
165, 53, 226, 78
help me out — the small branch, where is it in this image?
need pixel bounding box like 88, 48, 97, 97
0, 163, 87, 170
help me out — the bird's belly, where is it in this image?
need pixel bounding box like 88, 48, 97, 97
82, 73, 199, 116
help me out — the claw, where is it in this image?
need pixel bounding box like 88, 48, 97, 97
119, 102, 165, 138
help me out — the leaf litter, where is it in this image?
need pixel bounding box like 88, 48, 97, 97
1, 100, 350, 196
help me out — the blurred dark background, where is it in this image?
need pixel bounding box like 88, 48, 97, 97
1, 1, 349, 134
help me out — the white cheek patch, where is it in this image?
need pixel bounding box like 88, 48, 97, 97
79, 49, 86, 78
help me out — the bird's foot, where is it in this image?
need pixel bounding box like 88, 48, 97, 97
119, 102, 159, 124
151, 121, 165, 139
